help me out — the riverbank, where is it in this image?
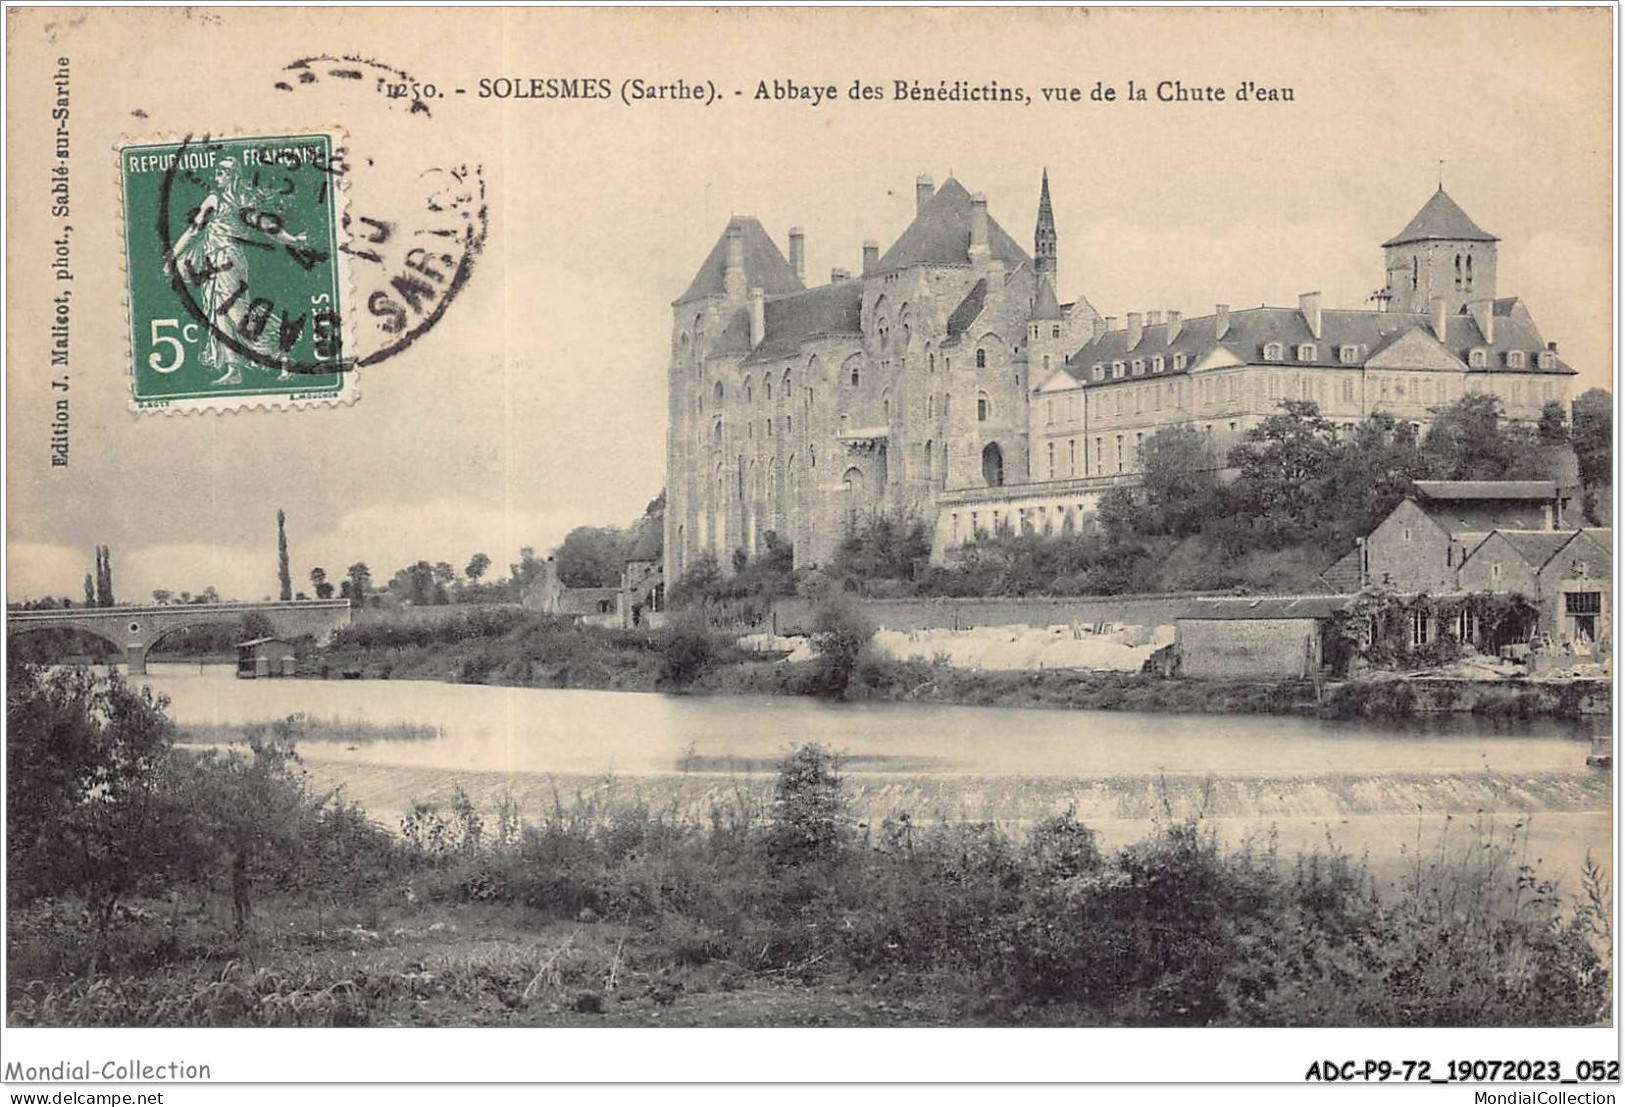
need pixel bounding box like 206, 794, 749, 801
306, 616, 1611, 720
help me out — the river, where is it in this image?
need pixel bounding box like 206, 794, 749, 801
135, 663, 1613, 884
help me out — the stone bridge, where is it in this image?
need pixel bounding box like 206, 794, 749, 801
7, 600, 353, 674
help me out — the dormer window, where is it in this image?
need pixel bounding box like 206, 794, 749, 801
1507, 350, 1526, 369
1173, 353, 1188, 371
1297, 343, 1316, 362
1152, 356, 1165, 373
1339, 345, 1358, 364
1131, 359, 1145, 376
1112, 360, 1125, 379
1263, 342, 1284, 361
1469, 349, 1488, 369
1537, 351, 1555, 370
1092, 364, 1104, 381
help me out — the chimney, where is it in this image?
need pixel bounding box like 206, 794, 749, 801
969, 192, 990, 261
916, 173, 935, 214
723, 223, 746, 300
831, 268, 851, 283
1166, 310, 1183, 343
1431, 295, 1449, 342
788, 227, 806, 284
749, 287, 765, 347
1104, 315, 1119, 332
1092, 316, 1107, 342
1215, 304, 1230, 339
1299, 291, 1322, 339
1465, 298, 1494, 343
1126, 312, 1144, 349
1146, 310, 1163, 329
862, 240, 880, 276
1547, 340, 1559, 353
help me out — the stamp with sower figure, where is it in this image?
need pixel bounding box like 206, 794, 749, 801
120, 132, 354, 411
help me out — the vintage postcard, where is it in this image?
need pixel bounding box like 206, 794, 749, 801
3, 4, 1616, 1092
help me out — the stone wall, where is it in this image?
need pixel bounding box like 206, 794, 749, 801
770, 592, 1219, 635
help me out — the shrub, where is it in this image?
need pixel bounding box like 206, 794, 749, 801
766, 744, 850, 865
658, 616, 719, 688
807, 596, 873, 697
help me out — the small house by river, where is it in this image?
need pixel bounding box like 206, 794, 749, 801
236, 636, 297, 679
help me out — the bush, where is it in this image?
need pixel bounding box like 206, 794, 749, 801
807, 596, 873, 698
658, 616, 719, 688
766, 745, 850, 865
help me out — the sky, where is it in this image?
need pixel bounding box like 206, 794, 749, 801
6, 7, 1613, 602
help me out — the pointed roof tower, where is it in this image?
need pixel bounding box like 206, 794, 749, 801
1034, 168, 1057, 281
876, 178, 1031, 272
1383, 187, 1499, 248
675, 217, 803, 305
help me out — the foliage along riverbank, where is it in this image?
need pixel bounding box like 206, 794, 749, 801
301, 607, 1609, 722
7, 665, 1612, 1028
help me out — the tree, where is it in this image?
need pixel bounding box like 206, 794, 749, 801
6, 657, 178, 934
83, 573, 94, 608
388, 561, 441, 605
1537, 400, 1569, 444
1571, 388, 1612, 490
465, 552, 491, 583
276, 509, 292, 602
1419, 393, 1543, 481
345, 563, 371, 609
1225, 400, 1341, 549
309, 567, 334, 600
94, 545, 114, 607
151, 589, 173, 605
552, 526, 629, 587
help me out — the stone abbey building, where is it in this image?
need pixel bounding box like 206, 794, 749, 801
663, 174, 1577, 580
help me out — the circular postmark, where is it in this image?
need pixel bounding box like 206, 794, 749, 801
156, 130, 486, 377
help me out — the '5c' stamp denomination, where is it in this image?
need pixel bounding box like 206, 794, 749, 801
119, 132, 355, 412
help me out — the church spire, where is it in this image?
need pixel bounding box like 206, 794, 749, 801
1034, 168, 1057, 281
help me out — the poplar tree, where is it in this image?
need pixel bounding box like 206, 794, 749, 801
276, 510, 292, 602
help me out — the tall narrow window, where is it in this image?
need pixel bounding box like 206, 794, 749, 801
976, 348, 987, 368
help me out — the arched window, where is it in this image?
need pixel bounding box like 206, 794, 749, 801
1263, 343, 1284, 361
1411, 256, 1419, 290
1297, 343, 1316, 362
764, 381, 772, 402
713, 419, 723, 445
927, 395, 935, 419
713, 381, 724, 402
1455, 253, 1464, 290
1507, 350, 1526, 369
744, 378, 753, 403
923, 439, 934, 481
783, 368, 792, 392
977, 392, 990, 422
976, 348, 987, 368
929, 350, 936, 373
944, 393, 952, 420
1469, 349, 1488, 368
882, 389, 891, 423
850, 363, 861, 387
1465, 254, 1474, 291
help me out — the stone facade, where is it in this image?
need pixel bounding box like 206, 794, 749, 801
1456, 528, 1612, 651
664, 172, 1098, 581
1359, 482, 1567, 593
1176, 617, 1324, 680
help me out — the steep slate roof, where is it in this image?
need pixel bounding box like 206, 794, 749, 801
1179, 596, 1348, 621
676, 217, 803, 305
944, 278, 989, 341
1414, 480, 1557, 502
1382, 187, 1499, 247
743, 280, 864, 363
1060, 305, 1574, 388
1032, 276, 1063, 321
876, 178, 1032, 272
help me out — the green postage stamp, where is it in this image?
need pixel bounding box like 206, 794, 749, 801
119, 132, 356, 412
